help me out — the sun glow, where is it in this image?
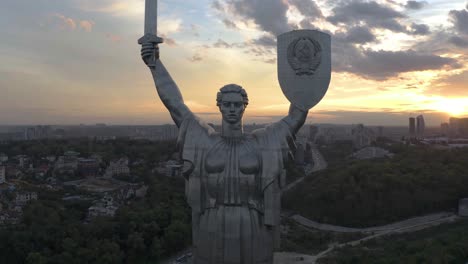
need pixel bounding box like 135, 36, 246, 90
429, 98, 468, 117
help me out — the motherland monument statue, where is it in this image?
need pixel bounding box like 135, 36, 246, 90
139, 1, 331, 263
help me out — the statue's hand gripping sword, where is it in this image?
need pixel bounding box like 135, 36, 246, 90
138, 0, 163, 67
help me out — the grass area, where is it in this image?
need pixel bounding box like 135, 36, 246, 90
318, 219, 468, 264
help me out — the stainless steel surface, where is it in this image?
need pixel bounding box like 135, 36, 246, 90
141, 25, 332, 263
277, 30, 331, 110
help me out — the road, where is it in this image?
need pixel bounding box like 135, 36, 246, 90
283, 146, 327, 193
291, 212, 457, 234
289, 212, 460, 263
160, 248, 192, 264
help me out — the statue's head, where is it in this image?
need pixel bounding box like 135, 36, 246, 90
217, 84, 248, 124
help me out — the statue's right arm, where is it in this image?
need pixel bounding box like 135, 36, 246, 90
141, 44, 192, 127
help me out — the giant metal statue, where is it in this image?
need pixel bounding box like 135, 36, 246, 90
139, 1, 330, 263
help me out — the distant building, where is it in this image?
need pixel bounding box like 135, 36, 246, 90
24, 125, 52, 140
351, 147, 394, 160
165, 160, 183, 177
55, 151, 80, 170
155, 160, 183, 177
352, 124, 376, 150
441, 123, 450, 136
450, 117, 468, 138
104, 158, 130, 179
377, 126, 384, 138
78, 158, 100, 177
0, 153, 8, 164
88, 194, 118, 218
153, 124, 178, 141
46, 155, 56, 162
409, 117, 416, 138
416, 115, 425, 138
0, 166, 5, 184
15, 192, 38, 205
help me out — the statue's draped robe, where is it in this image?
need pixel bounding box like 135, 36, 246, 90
178, 115, 294, 264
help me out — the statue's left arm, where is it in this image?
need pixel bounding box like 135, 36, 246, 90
281, 104, 308, 135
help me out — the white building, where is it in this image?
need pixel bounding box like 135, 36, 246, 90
55, 151, 80, 170
416, 115, 425, 138
0, 153, 8, 164
352, 124, 376, 149
15, 192, 38, 205
351, 147, 394, 160
0, 166, 5, 184
104, 158, 130, 179
88, 194, 118, 218
154, 160, 183, 178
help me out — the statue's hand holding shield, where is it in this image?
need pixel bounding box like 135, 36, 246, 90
278, 30, 331, 111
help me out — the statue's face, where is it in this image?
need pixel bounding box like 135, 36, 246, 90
219, 93, 245, 124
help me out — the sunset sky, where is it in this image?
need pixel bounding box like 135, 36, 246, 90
0, 0, 467, 126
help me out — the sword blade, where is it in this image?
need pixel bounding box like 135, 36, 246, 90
144, 0, 158, 35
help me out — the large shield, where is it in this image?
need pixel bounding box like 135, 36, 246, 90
277, 30, 331, 110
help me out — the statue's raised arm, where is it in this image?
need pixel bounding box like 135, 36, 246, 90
281, 104, 308, 135
277, 30, 331, 135
141, 43, 192, 127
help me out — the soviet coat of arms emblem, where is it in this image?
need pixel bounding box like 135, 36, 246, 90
278, 30, 331, 110
287, 37, 322, 76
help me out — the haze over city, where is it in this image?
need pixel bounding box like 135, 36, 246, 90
0, 0, 467, 126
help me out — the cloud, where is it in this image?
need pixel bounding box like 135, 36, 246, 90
289, 0, 323, 19
405, 1, 427, 10
188, 54, 203, 62
222, 18, 238, 29
338, 26, 377, 44
52, 13, 77, 30
212, 0, 224, 12
224, 0, 292, 35
190, 24, 200, 37
164, 37, 177, 46
449, 36, 468, 47
334, 48, 460, 80
252, 35, 277, 47
409, 23, 430, 35
327, 0, 407, 33
213, 39, 233, 48
75, 0, 144, 17
48, 14, 95, 32
310, 110, 450, 126
79, 20, 95, 32
449, 9, 468, 36
430, 70, 468, 96
159, 18, 182, 35
105, 33, 122, 43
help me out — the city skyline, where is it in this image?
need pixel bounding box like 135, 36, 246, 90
1, 0, 467, 126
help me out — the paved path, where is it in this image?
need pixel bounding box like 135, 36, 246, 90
290, 212, 460, 263
160, 248, 192, 264
291, 212, 457, 234
160, 212, 459, 264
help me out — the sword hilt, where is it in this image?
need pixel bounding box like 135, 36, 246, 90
139, 34, 164, 67
138, 33, 164, 45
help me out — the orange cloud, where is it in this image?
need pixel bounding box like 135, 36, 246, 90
79, 20, 95, 32
106, 33, 122, 43
49, 14, 94, 33
53, 13, 77, 30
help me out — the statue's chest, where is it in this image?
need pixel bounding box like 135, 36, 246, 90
204, 138, 261, 204
205, 138, 260, 175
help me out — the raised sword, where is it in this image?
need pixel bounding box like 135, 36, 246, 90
138, 0, 163, 66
